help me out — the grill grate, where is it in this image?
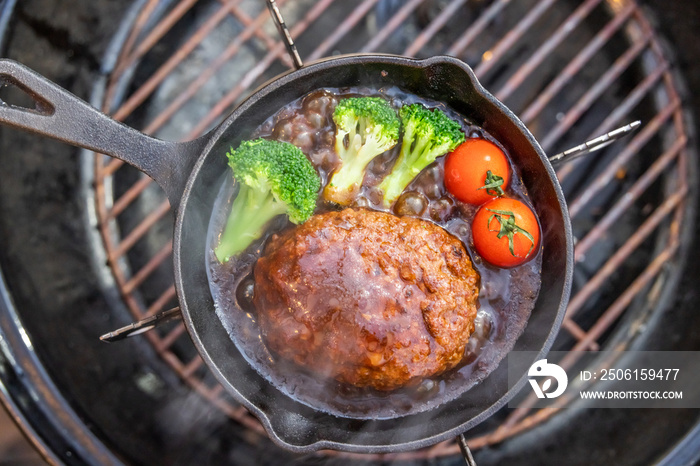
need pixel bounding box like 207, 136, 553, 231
91, 0, 692, 459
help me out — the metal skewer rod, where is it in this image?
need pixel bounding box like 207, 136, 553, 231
100, 307, 182, 342
266, 0, 303, 70
458, 433, 478, 466
548, 120, 641, 166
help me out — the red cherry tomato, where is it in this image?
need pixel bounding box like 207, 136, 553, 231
472, 198, 540, 268
444, 138, 510, 205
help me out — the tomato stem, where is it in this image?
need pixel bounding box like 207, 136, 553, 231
478, 170, 505, 196
485, 208, 535, 257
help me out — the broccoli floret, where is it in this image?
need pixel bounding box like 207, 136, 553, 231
324, 97, 400, 205
214, 138, 320, 262
378, 103, 464, 206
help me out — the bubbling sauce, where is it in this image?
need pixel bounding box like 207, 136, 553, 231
207, 87, 541, 419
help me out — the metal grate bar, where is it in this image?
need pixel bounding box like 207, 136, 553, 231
562, 318, 599, 350
540, 33, 653, 152
588, 61, 668, 138
145, 284, 178, 317
103, 157, 126, 179
112, 0, 202, 81
108, 175, 153, 220
473, 0, 556, 79
568, 99, 679, 217
114, 0, 162, 91
520, 2, 636, 125
574, 136, 686, 260
495, 0, 604, 103
142, 1, 288, 136
186, 0, 337, 137
209, 383, 224, 397
445, 0, 510, 57
209, 396, 266, 434
107, 200, 170, 262
183, 355, 204, 377
555, 59, 668, 182
481, 238, 681, 440
403, 0, 469, 57
360, 0, 424, 53
186, 52, 282, 137
101, 0, 246, 177
567, 242, 680, 352
149, 339, 267, 433
156, 323, 187, 351
123, 241, 173, 294
306, 0, 381, 61
224, 0, 293, 68
113, 0, 244, 123
161, 350, 188, 374
566, 190, 685, 320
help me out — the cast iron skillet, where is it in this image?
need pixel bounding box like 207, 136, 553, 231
0, 55, 572, 453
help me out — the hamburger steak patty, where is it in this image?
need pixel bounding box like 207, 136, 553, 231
253, 208, 480, 391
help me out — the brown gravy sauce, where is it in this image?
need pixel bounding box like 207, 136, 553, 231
207, 87, 541, 419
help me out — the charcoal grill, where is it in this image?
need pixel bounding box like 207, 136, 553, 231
0, 0, 698, 464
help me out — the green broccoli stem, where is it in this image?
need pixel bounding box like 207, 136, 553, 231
325, 132, 386, 204
379, 126, 435, 206
378, 162, 424, 206
214, 183, 287, 262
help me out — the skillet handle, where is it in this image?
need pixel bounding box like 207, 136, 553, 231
0, 59, 207, 209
